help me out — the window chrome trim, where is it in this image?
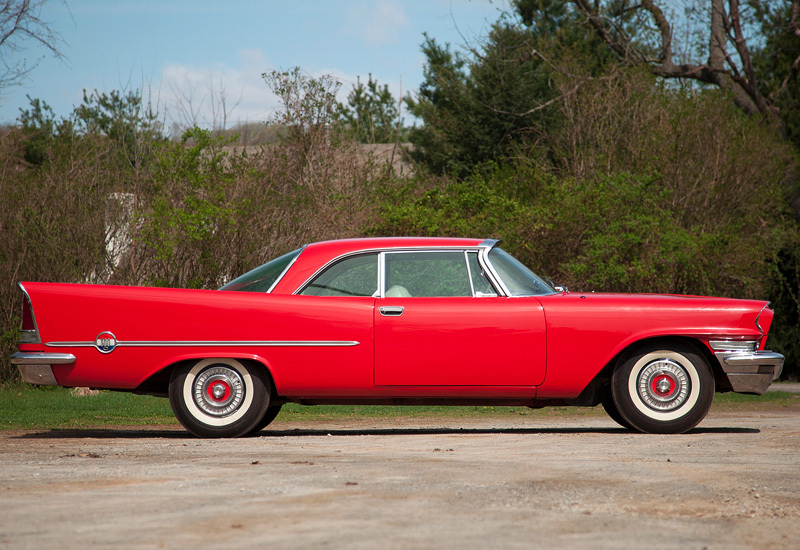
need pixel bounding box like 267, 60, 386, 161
464, 251, 476, 296
44, 340, 360, 348
267, 245, 306, 293
294, 245, 487, 296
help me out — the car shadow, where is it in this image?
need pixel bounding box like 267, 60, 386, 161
12, 425, 760, 439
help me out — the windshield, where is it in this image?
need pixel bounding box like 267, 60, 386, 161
487, 248, 556, 296
219, 248, 303, 292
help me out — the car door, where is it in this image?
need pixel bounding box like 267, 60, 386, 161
374, 250, 546, 386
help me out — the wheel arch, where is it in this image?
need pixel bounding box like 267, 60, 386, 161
568, 335, 717, 406
134, 355, 279, 399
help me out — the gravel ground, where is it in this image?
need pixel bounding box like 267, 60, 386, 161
1, 408, 799, 549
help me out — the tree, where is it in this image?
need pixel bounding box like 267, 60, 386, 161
337, 74, 404, 144
570, 0, 800, 123
405, 1, 617, 175
0, 0, 66, 95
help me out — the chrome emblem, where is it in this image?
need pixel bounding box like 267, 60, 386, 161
95, 331, 117, 354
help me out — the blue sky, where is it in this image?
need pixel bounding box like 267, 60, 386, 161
0, 0, 510, 129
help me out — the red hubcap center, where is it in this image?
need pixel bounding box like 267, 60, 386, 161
652, 374, 674, 397
208, 381, 231, 402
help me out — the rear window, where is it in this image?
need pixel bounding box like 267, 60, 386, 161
219, 248, 303, 292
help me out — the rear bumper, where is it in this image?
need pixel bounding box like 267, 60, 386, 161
10, 352, 75, 386
715, 351, 784, 395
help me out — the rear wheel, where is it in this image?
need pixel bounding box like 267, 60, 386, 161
169, 358, 270, 438
611, 343, 714, 434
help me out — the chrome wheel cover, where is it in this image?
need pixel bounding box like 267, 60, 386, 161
637, 358, 690, 412
192, 365, 245, 417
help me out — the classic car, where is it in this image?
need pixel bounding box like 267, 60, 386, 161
11, 237, 784, 437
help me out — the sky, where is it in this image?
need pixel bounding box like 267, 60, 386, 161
0, 0, 511, 130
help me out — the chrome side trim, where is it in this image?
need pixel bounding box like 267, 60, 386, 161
44, 340, 360, 348
267, 245, 306, 293
11, 352, 77, 365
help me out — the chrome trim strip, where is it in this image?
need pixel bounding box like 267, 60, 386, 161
267, 245, 306, 294
44, 340, 360, 348
11, 352, 76, 365
708, 340, 759, 352
755, 303, 770, 335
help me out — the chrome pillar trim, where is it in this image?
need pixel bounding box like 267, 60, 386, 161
714, 351, 784, 395
11, 352, 77, 365
478, 238, 500, 249
17, 365, 59, 386
266, 244, 305, 293
44, 340, 360, 348
478, 247, 511, 297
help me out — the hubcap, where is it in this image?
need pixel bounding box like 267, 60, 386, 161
192, 365, 245, 417
637, 359, 690, 411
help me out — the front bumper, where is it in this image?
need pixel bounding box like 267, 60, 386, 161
10, 352, 76, 386
715, 351, 784, 395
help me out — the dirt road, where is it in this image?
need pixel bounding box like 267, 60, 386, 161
1, 409, 798, 549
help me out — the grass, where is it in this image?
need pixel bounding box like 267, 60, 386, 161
0, 384, 797, 431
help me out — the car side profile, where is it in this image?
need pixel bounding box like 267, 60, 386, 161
12, 237, 784, 437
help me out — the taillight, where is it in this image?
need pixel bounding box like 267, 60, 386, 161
19, 285, 41, 344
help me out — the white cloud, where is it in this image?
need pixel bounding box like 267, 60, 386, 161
349, 0, 409, 45
156, 50, 414, 133
158, 49, 280, 132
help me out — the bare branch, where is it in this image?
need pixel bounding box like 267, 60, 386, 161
0, 0, 67, 92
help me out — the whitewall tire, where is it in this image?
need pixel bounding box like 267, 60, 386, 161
611, 343, 714, 434
169, 358, 270, 438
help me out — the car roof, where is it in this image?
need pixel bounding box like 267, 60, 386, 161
272, 237, 491, 294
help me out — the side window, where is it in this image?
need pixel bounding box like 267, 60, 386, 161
467, 252, 498, 297
300, 253, 378, 296
384, 251, 472, 297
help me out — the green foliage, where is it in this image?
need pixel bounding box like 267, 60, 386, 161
137, 127, 245, 288
337, 74, 405, 144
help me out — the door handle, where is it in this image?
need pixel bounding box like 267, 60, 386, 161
379, 306, 404, 316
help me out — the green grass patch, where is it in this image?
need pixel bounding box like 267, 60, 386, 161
0, 385, 795, 431
0, 385, 175, 430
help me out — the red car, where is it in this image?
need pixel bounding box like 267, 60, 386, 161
12, 237, 784, 437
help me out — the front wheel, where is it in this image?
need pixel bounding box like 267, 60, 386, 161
169, 358, 271, 438
611, 343, 714, 434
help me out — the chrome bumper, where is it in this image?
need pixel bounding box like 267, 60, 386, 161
10, 352, 75, 386
715, 351, 784, 395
